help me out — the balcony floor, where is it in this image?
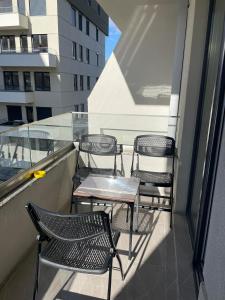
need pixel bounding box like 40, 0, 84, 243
0, 203, 196, 300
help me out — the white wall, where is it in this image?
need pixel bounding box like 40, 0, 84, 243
89, 0, 179, 116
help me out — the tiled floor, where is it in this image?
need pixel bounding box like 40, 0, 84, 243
0, 204, 196, 300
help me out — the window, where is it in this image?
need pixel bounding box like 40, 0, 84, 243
72, 42, 77, 59
79, 44, 83, 62
4, 71, 19, 90
87, 76, 90, 90
86, 19, 90, 35
0, 0, 13, 13
20, 35, 28, 52
36, 107, 52, 120
96, 27, 99, 41
74, 74, 78, 91
34, 72, 50, 91
87, 0, 91, 6
0, 36, 15, 52
72, 7, 76, 26
80, 75, 84, 91
23, 72, 32, 91
96, 53, 99, 66
74, 105, 79, 112
30, 0, 46, 16
80, 104, 85, 112
86, 48, 90, 64
97, 4, 101, 16
79, 13, 82, 31
7, 105, 22, 121
26, 106, 34, 123
32, 34, 48, 52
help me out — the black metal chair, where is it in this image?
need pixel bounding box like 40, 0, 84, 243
26, 203, 124, 300
131, 135, 175, 228
71, 134, 123, 213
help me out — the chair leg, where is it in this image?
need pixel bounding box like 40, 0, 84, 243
126, 205, 129, 223
110, 204, 114, 223
116, 252, 124, 280
70, 183, 75, 213
170, 184, 174, 229
107, 259, 113, 300
33, 242, 41, 300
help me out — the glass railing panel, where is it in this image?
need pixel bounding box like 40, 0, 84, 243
0, 126, 31, 183
71, 112, 178, 145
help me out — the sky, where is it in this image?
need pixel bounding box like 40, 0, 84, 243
105, 18, 121, 61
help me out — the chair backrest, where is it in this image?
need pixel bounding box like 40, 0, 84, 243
26, 203, 114, 245
134, 135, 175, 157
79, 134, 117, 156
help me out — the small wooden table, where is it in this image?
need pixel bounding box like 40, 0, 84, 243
73, 175, 140, 259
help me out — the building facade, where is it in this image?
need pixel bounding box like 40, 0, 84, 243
0, 0, 108, 123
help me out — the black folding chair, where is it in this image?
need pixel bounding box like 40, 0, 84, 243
71, 134, 123, 212
131, 135, 175, 228
26, 203, 124, 300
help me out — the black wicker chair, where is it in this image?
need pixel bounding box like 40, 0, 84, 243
26, 203, 124, 300
71, 134, 123, 213
131, 135, 175, 228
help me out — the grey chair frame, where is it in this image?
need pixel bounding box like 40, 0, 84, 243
71, 134, 124, 213
26, 203, 124, 300
130, 134, 175, 228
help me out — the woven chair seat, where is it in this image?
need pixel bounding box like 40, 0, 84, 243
132, 170, 172, 187
40, 231, 120, 274
74, 167, 122, 182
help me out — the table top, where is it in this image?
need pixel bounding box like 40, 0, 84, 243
74, 175, 140, 203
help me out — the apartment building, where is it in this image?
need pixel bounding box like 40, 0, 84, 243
0, 0, 108, 123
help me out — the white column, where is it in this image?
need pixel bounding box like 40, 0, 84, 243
15, 36, 21, 53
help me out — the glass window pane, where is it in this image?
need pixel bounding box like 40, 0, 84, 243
30, 0, 46, 16
36, 107, 52, 120
79, 13, 82, 31
79, 45, 83, 61
86, 20, 90, 35
23, 72, 32, 91
20, 35, 28, 52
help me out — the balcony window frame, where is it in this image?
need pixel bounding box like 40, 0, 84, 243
79, 13, 83, 31
80, 75, 84, 91
74, 74, 78, 91
79, 44, 83, 62
86, 48, 90, 64
23, 72, 32, 92
34, 72, 51, 91
4, 71, 19, 91
0, 35, 16, 53
86, 19, 90, 36
87, 76, 90, 90
96, 27, 99, 42
32, 34, 48, 53
72, 41, 77, 60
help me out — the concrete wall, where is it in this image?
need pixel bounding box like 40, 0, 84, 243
174, 0, 209, 213
0, 149, 76, 287
89, 0, 179, 116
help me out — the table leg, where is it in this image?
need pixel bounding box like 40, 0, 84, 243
129, 203, 134, 260
135, 188, 140, 232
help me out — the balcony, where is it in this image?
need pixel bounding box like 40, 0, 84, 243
0, 5, 28, 30
0, 89, 34, 104
0, 48, 57, 68
0, 113, 196, 299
